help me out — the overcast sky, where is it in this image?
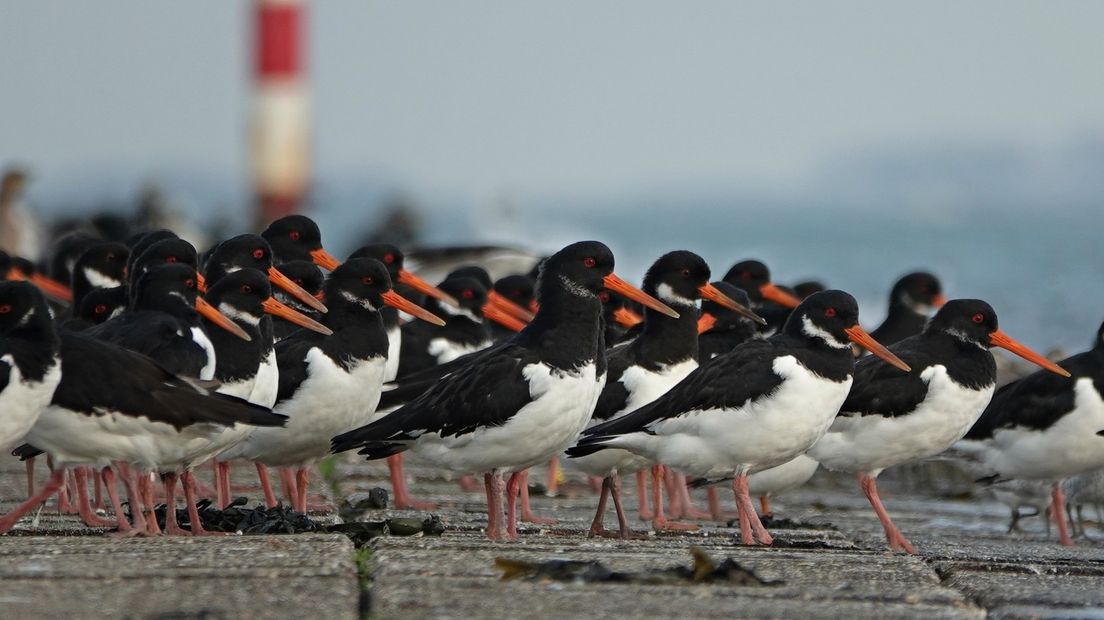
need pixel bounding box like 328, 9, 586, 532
2, 1, 1104, 206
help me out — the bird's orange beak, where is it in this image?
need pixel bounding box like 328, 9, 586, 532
398, 269, 459, 308
603, 273, 679, 318
268, 266, 329, 313
697, 312, 718, 334
381, 290, 445, 326
8, 268, 73, 304
932, 293, 947, 308
196, 297, 252, 341
699, 283, 766, 326
261, 296, 332, 335
989, 329, 1070, 377
760, 283, 801, 309
613, 306, 643, 328
309, 248, 342, 271
483, 303, 528, 332
486, 290, 535, 323
196, 272, 208, 293
844, 325, 911, 372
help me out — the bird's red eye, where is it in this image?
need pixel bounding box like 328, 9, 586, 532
0, 304, 11, 314
598, 292, 610, 303
165, 256, 177, 263
289, 231, 301, 241
253, 248, 265, 259
241, 285, 252, 294
185, 278, 195, 288
583, 257, 597, 268
461, 289, 474, 300
383, 253, 395, 264
972, 313, 984, 324
94, 304, 107, 314
825, 307, 836, 317
681, 269, 691, 277
362, 276, 374, 285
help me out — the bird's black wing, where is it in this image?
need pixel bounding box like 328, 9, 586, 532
377, 341, 511, 409
590, 343, 634, 422
332, 342, 535, 456
572, 338, 783, 448
84, 311, 207, 377
273, 330, 326, 403
54, 333, 285, 431
965, 352, 1089, 440
0, 356, 10, 394
839, 335, 934, 417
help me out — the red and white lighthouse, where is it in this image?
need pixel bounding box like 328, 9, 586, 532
251, 0, 309, 226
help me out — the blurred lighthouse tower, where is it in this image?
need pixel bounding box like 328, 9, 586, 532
251, 0, 309, 227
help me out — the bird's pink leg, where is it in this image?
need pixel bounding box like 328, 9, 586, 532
213, 460, 227, 509
255, 463, 278, 508
92, 468, 105, 511
296, 467, 309, 513
586, 476, 612, 538
519, 470, 556, 524
0, 468, 66, 533
609, 472, 646, 540
545, 457, 561, 496
389, 453, 437, 510
216, 460, 233, 509
505, 472, 522, 539
483, 472, 502, 540
279, 468, 298, 508
100, 466, 138, 535
859, 472, 914, 553
651, 465, 698, 531
675, 473, 712, 519
162, 473, 191, 536
182, 471, 223, 536
1051, 482, 1074, 547
138, 472, 162, 535
457, 474, 481, 492
73, 467, 114, 527
760, 495, 773, 517
114, 462, 148, 533
733, 472, 773, 545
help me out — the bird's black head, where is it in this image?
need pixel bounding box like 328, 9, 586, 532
793, 280, 826, 299
493, 274, 535, 308
925, 299, 998, 347
131, 238, 199, 285
204, 268, 273, 325
0, 281, 53, 336
73, 242, 129, 289
436, 276, 488, 318
890, 271, 944, 313
76, 286, 128, 326
349, 244, 404, 279
447, 265, 493, 291
125, 229, 178, 274
48, 232, 99, 282
537, 241, 615, 300
643, 250, 711, 310
723, 259, 800, 308
274, 260, 324, 297
325, 258, 394, 314
130, 263, 199, 314
262, 215, 325, 263
784, 290, 861, 350
204, 234, 275, 284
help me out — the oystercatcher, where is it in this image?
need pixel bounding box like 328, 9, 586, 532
261, 214, 342, 271
490, 274, 537, 340
397, 275, 493, 375
203, 234, 329, 314
221, 258, 443, 513
869, 271, 945, 346
447, 265, 535, 329
954, 318, 1102, 547
697, 281, 760, 362
569, 290, 909, 546
722, 260, 802, 334
68, 242, 129, 309
568, 250, 762, 538
271, 260, 325, 341
809, 299, 1068, 553
0, 282, 61, 451
332, 241, 677, 540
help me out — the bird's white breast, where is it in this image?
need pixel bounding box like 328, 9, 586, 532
384, 326, 401, 381
810, 365, 994, 475
428, 337, 489, 365
191, 326, 217, 381
0, 355, 61, 450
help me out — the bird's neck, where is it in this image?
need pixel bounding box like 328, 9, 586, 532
524, 285, 602, 371
633, 304, 699, 365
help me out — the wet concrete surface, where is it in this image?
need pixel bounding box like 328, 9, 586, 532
1, 456, 1102, 619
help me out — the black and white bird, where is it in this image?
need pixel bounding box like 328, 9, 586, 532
569, 290, 910, 546
202, 233, 329, 315
0, 282, 61, 451
953, 318, 1103, 547
696, 281, 761, 362
332, 241, 677, 540
722, 260, 802, 333
397, 275, 493, 376
271, 260, 325, 341
0, 295, 282, 535
567, 251, 763, 538
808, 300, 1068, 553
68, 242, 129, 310
261, 214, 343, 271
221, 258, 444, 513
490, 274, 537, 340
868, 271, 945, 347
